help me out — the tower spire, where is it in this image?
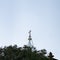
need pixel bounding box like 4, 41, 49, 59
28, 30, 33, 47
27, 30, 36, 51
28, 30, 32, 40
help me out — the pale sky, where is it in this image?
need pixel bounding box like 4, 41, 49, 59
0, 0, 60, 59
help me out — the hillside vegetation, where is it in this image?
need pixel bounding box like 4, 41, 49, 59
0, 45, 57, 60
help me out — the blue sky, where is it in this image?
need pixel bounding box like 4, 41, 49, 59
0, 0, 60, 59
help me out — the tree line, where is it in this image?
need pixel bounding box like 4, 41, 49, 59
0, 45, 57, 60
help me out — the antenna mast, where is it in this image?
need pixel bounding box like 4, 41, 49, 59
28, 30, 33, 47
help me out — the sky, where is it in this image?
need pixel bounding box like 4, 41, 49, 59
0, 0, 60, 59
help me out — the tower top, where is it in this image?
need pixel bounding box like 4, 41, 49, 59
27, 30, 36, 51
28, 30, 32, 40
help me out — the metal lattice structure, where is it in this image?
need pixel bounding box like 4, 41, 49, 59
27, 30, 36, 51
28, 30, 33, 48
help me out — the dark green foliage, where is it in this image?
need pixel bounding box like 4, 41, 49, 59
0, 45, 57, 60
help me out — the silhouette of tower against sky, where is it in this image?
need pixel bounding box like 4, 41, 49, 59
28, 30, 33, 48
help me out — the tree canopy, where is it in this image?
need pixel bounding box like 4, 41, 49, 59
0, 45, 57, 60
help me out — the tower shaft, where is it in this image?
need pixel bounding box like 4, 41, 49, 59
28, 30, 33, 47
